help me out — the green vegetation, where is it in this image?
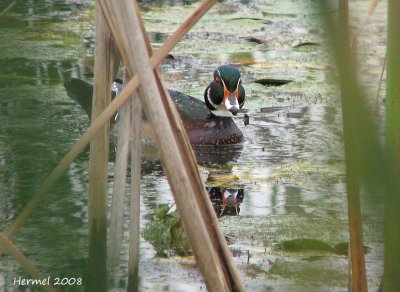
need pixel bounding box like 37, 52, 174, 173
142, 204, 191, 257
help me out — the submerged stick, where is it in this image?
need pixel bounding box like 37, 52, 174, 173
0, 0, 217, 257
0, 232, 56, 292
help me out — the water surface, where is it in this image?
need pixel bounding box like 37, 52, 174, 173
0, 0, 385, 290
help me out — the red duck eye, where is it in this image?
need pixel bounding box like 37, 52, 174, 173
215, 77, 221, 86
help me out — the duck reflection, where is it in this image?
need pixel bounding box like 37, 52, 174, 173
194, 144, 243, 166
207, 187, 244, 217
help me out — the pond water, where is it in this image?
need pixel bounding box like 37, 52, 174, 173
0, 0, 386, 291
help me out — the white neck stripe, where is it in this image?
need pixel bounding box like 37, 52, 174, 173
207, 87, 218, 109
211, 110, 233, 117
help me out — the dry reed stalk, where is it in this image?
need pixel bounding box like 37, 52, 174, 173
132, 4, 244, 289
0, 233, 56, 292
108, 107, 131, 268
338, 1, 368, 291
108, 68, 132, 269
320, 0, 400, 290
375, 50, 386, 104
98, 0, 244, 290
352, 0, 380, 44
127, 73, 142, 292
0, 0, 217, 257
87, 2, 121, 290
127, 3, 148, 288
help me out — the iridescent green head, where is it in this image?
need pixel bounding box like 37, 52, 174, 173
204, 65, 245, 117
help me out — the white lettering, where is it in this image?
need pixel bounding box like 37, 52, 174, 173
13, 277, 51, 286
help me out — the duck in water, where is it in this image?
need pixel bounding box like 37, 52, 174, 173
64, 64, 245, 146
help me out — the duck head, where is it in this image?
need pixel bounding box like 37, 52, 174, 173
204, 65, 245, 117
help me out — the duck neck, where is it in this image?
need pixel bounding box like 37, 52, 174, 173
209, 112, 234, 122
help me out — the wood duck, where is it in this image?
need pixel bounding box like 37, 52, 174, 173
64, 65, 246, 146
208, 187, 244, 217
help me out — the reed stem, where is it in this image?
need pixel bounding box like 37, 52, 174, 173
0, 0, 217, 257
98, 0, 243, 290
108, 70, 131, 269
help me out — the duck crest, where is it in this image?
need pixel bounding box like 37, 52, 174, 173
205, 64, 245, 117
215, 65, 241, 93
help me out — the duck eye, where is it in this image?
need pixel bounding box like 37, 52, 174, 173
215, 77, 221, 86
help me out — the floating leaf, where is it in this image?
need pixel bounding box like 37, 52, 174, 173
244, 37, 264, 44
332, 242, 370, 256
225, 17, 272, 25
253, 78, 294, 87
274, 239, 371, 256
274, 238, 334, 252
260, 106, 287, 113
293, 42, 320, 48
262, 11, 296, 18
293, 42, 320, 52
286, 112, 304, 118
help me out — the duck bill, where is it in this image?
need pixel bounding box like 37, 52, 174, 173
223, 92, 240, 115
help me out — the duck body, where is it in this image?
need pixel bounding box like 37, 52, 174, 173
64, 65, 245, 147
170, 90, 243, 145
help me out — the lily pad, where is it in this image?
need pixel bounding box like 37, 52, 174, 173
293, 42, 320, 52
273, 238, 334, 253
244, 37, 265, 44
260, 106, 287, 113
253, 78, 294, 87
293, 41, 320, 48
286, 111, 304, 118
273, 239, 371, 256
333, 242, 370, 256
225, 17, 272, 25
